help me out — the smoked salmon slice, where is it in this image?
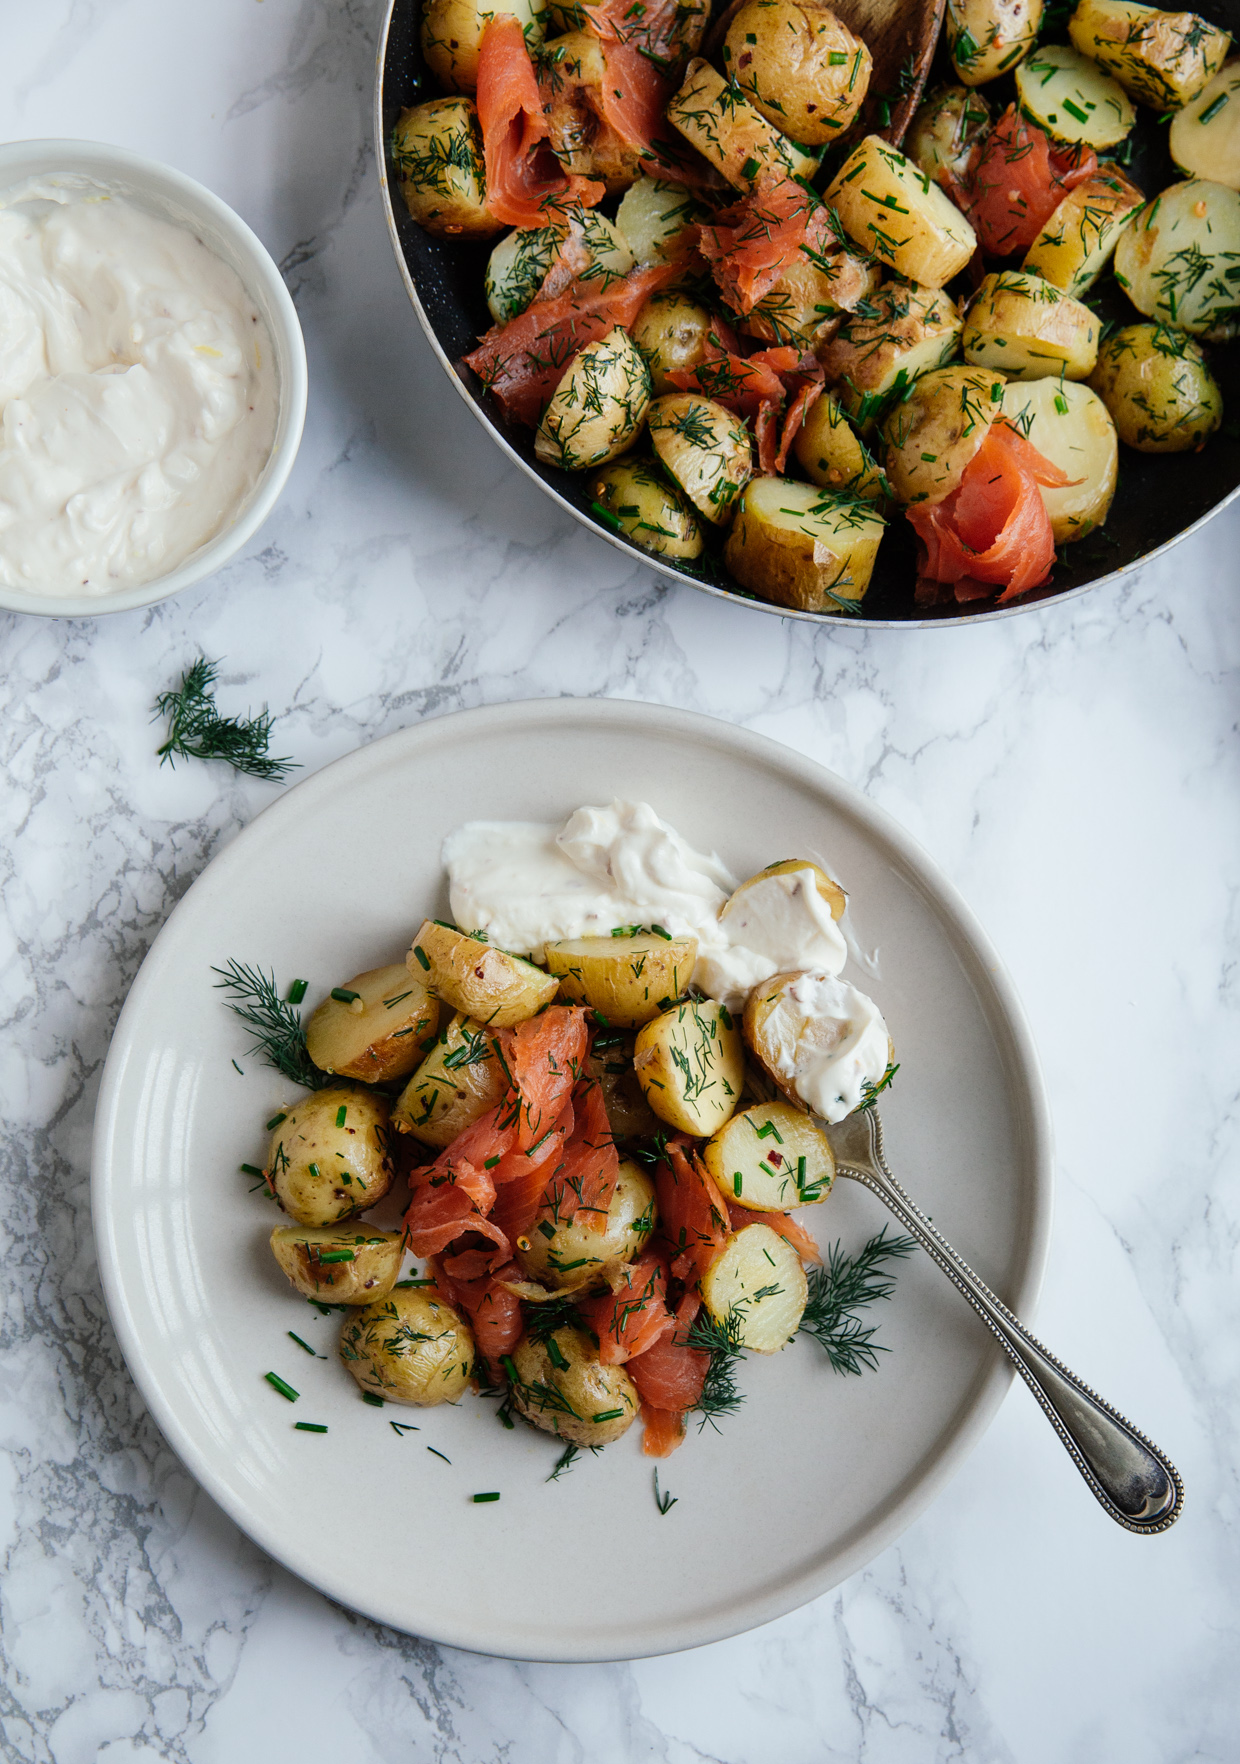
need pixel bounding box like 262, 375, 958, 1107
498, 1003, 589, 1149
476, 15, 605, 228
431, 1256, 525, 1374
639, 1402, 687, 1457
535, 1078, 620, 1232
698, 183, 839, 316
630, 1291, 710, 1453
580, 1252, 672, 1364
655, 1138, 730, 1286
582, 0, 702, 71
726, 1200, 821, 1264
908, 419, 1073, 602
490, 1097, 575, 1247
404, 1102, 513, 1269
962, 107, 1097, 257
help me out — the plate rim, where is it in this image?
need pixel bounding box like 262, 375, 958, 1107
91, 696, 1054, 1660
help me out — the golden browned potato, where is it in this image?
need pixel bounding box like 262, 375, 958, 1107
947, 0, 1043, 85
421, 0, 542, 92
1022, 167, 1145, 297
340, 1288, 475, 1405
535, 329, 652, 471
265, 1087, 392, 1228
615, 175, 710, 265
590, 456, 705, 560
723, 479, 886, 612
544, 931, 696, 1026
392, 1012, 506, 1148
743, 968, 893, 1123
1069, 0, 1230, 110
631, 292, 717, 395
825, 136, 977, 286
305, 964, 437, 1085
1089, 322, 1223, 449
269, 1224, 404, 1304
508, 1327, 639, 1444
666, 58, 821, 194
741, 250, 881, 349
793, 393, 888, 500
392, 99, 502, 240
819, 282, 963, 428
702, 1100, 836, 1211
1170, 60, 1240, 186
515, 1158, 656, 1288
633, 998, 745, 1136
721, 0, 871, 144
999, 379, 1119, 538
647, 394, 754, 525
1114, 178, 1240, 332
1015, 43, 1136, 146
907, 85, 992, 189
537, 32, 646, 191
700, 1224, 809, 1350
881, 365, 1005, 505
962, 271, 1100, 380
409, 919, 558, 1027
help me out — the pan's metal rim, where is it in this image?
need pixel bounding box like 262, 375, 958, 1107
373, 0, 1240, 631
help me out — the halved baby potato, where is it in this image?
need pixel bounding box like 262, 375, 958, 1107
880, 364, 1005, 505
1022, 166, 1145, 297
1170, 60, 1240, 187
825, 136, 977, 287
392, 1011, 506, 1148
633, 998, 745, 1136
647, 393, 754, 525
1068, 0, 1230, 111
615, 175, 709, 265
1089, 322, 1223, 448
340, 1288, 475, 1405
305, 964, 438, 1084
907, 84, 992, 190
1000, 378, 1118, 538
266, 1086, 393, 1228
508, 1327, 639, 1445
666, 58, 821, 194
536, 328, 652, 471
700, 1223, 808, 1352
792, 393, 888, 500
721, 0, 872, 144
1015, 42, 1136, 146
393, 98, 501, 239
538, 32, 648, 190
631, 292, 717, 395
1114, 177, 1240, 332
723, 478, 886, 613
947, 0, 1043, 86
515, 1158, 656, 1290
729, 858, 847, 924
744, 968, 893, 1123
590, 455, 705, 559
544, 931, 697, 1026
702, 1100, 836, 1212
409, 919, 558, 1027
270, 1223, 405, 1304
963, 271, 1100, 380
485, 209, 632, 325
818, 281, 963, 428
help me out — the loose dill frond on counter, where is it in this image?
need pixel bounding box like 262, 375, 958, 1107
687, 1307, 748, 1431
799, 1227, 917, 1375
211, 960, 328, 1089
154, 656, 297, 782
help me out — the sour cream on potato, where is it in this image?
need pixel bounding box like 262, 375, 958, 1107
757, 971, 891, 1123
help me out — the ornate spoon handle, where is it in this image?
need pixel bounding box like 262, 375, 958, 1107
829, 1110, 1183, 1534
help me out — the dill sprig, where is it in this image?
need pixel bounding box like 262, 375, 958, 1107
154, 657, 297, 782
686, 1307, 747, 1431
211, 961, 328, 1089
799, 1227, 917, 1375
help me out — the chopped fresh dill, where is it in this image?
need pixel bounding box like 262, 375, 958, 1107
799, 1227, 917, 1374
153, 657, 297, 782
687, 1307, 747, 1430
211, 960, 327, 1089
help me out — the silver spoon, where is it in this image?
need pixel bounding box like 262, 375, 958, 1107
825, 1107, 1184, 1534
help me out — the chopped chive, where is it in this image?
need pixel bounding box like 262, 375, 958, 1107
1063, 98, 1089, 123
294, 1421, 327, 1432
390, 1420, 419, 1436
592, 1409, 623, 1423
649, 924, 672, 940
362, 1391, 385, 1407
331, 988, 361, 1005
538, 1220, 556, 1240
265, 1372, 299, 1402
383, 989, 414, 1009
317, 1248, 355, 1264
412, 945, 431, 971
428, 1446, 451, 1463
240, 1163, 264, 1177
718, 1004, 733, 1029
547, 1337, 570, 1371
484, 1154, 501, 1169
288, 1331, 318, 1356
266, 1112, 287, 1131
287, 979, 308, 1005
733, 1172, 743, 1195
395, 1277, 435, 1288
1054, 393, 1069, 415
472, 1491, 500, 1502
1200, 91, 1230, 124
308, 1162, 320, 1178
797, 1155, 807, 1184
741, 156, 759, 180
335, 1104, 347, 1127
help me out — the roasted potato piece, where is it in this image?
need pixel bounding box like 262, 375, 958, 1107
537, 32, 647, 191
340, 1288, 474, 1405
793, 393, 888, 499
947, 0, 1043, 84
485, 209, 632, 325
1114, 178, 1240, 332
508, 1327, 639, 1445
721, 0, 871, 144
741, 249, 881, 349
615, 175, 709, 265
1000, 379, 1118, 538
1170, 60, 1240, 187
963, 271, 1100, 380
907, 85, 992, 190
825, 137, 977, 286
305, 964, 438, 1085
392, 98, 502, 240
631, 292, 717, 395
723, 478, 886, 612
590, 455, 704, 558
1089, 322, 1223, 448
516, 1158, 657, 1289
666, 58, 821, 194
392, 1012, 506, 1148
409, 919, 558, 1027
648, 393, 754, 525
535, 328, 652, 471
744, 968, 893, 1123
421, 0, 542, 92
1022, 166, 1144, 297
544, 931, 696, 1026
1015, 42, 1136, 146
265, 1087, 393, 1228
269, 1224, 404, 1304
700, 1224, 809, 1351
633, 998, 745, 1136
702, 1100, 836, 1211
818, 281, 963, 429
880, 364, 1005, 505
1069, 0, 1230, 110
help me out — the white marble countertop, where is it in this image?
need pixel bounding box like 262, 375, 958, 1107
3, 2, 1238, 1759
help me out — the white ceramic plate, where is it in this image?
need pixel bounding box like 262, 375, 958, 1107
92, 699, 1052, 1661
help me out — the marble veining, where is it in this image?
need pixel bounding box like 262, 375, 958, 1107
1, 0, 1238, 1758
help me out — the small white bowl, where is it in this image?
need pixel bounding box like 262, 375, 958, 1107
0, 139, 308, 619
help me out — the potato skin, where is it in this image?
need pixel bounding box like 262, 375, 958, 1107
509, 1327, 639, 1445
1022, 167, 1145, 298
818, 282, 962, 428
633, 998, 745, 1135
392, 1012, 506, 1148
1069, 0, 1230, 110
586, 1036, 664, 1138
723, 478, 886, 612
880, 365, 1005, 505
589, 456, 704, 559
947, 0, 1043, 86
305, 964, 438, 1085
962, 271, 1100, 380
647, 394, 754, 525
741, 251, 881, 350
666, 58, 821, 194
544, 932, 697, 1027
538, 32, 648, 191
393, 99, 501, 239
535, 328, 652, 471
410, 919, 558, 1027
792, 393, 888, 499
721, 0, 872, 145
907, 85, 992, 189
516, 1158, 656, 1289
631, 293, 717, 395
270, 1224, 404, 1304
825, 136, 977, 286
266, 1086, 393, 1227
340, 1289, 475, 1406
1089, 322, 1223, 449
